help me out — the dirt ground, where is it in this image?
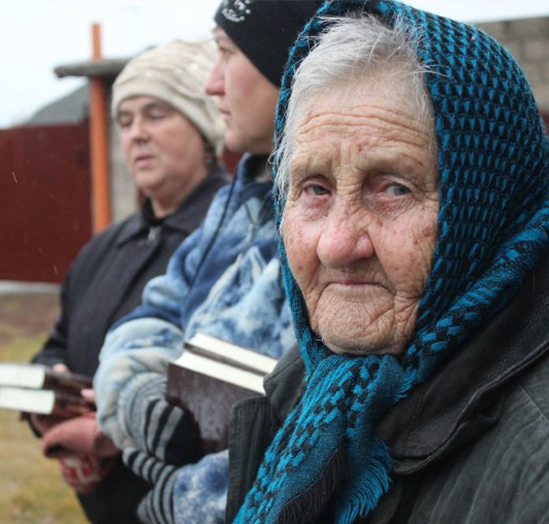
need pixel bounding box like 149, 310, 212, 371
0, 292, 59, 344
0, 290, 86, 524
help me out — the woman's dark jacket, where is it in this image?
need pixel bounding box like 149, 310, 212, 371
32, 168, 227, 524
227, 250, 549, 524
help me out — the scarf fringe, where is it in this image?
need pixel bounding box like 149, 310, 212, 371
335, 437, 393, 524
275, 448, 348, 524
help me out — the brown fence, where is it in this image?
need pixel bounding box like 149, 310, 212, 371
0, 122, 92, 283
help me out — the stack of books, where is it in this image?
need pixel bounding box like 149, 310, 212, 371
0, 362, 94, 417
166, 333, 277, 455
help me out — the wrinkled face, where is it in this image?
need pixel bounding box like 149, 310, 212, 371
283, 84, 439, 355
117, 96, 207, 217
205, 27, 280, 155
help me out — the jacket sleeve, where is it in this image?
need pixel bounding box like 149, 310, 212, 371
31, 259, 76, 368
31, 223, 119, 370
121, 448, 228, 524
173, 450, 229, 524
93, 208, 219, 449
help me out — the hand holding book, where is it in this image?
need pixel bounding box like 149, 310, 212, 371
41, 411, 120, 493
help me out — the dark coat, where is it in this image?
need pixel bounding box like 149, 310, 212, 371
226, 250, 549, 524
32, 167, 227, 524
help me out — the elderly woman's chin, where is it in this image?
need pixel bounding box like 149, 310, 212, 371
310, 300, 418, 356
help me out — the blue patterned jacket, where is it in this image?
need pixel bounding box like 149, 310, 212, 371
94, 154, 295, 523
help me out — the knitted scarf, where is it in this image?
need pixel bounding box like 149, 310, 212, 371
233, 1, 549, 523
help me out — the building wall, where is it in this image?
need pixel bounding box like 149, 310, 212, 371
109, 117, 138, 222
478, 17, 549, 111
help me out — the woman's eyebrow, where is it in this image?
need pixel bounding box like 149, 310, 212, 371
142, 101, 172, 113
289, 152, 317, 181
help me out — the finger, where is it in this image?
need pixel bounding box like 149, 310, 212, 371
52, 363, 70, 373
81, 388, 96, 402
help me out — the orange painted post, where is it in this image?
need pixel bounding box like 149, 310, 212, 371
89, 22, 111, 232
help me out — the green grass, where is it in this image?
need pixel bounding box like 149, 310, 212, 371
0, 292, 86, 524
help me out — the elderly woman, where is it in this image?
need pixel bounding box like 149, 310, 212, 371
227, 1, 549, 523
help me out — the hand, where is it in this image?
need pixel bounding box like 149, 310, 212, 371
42, 413, 120, 493
42, 412, 119, 459
58, 455, 115, 494
123, 448, 177, 524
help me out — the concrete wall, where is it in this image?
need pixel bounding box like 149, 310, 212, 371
477, 17, 549, 111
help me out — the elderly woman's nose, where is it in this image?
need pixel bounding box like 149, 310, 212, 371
317, 209, 375, 268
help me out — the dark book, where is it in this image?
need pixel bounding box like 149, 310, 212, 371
0, 362, 92, 394
166, 333, 277, 455
0, 362, 94, 417
0, 386, 95, 417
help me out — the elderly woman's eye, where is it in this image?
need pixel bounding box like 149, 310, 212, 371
148, 110, 169, 120
304, 184, 331, 196
385, 183, 411, 197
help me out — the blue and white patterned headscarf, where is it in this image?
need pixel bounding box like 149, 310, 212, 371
234, 1, 549, 523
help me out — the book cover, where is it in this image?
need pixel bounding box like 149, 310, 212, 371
0, 386, 95, 417
166, 333, 277, 455
0, 362, 92, 394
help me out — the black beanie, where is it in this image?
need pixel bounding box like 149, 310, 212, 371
214, 0, 324, 87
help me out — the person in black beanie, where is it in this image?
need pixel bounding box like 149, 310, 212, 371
214, 0, 321, 87
92, 1, 323, 524
207, 0, 323, 154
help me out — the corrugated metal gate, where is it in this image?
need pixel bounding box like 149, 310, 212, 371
0, 122, 92, 283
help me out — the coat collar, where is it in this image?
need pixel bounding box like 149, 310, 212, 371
115, 166, 228, 247
375, 248, 549, 474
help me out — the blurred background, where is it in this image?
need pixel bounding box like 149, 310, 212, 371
1, 1, 549, 521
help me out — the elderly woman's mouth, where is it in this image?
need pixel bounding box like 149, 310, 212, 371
327, 279, 383, 286
323, 280, 389, 296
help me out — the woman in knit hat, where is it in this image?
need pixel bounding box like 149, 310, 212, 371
31, 39, 227, 524
112, 39, 226, 218
229, 2, 549, 523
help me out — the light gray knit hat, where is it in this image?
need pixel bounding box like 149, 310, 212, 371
112, 39, 225, 153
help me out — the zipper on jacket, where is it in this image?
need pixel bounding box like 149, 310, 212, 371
147, 226, 161, 244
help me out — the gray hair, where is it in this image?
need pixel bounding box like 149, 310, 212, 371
275, 15, 434, 202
